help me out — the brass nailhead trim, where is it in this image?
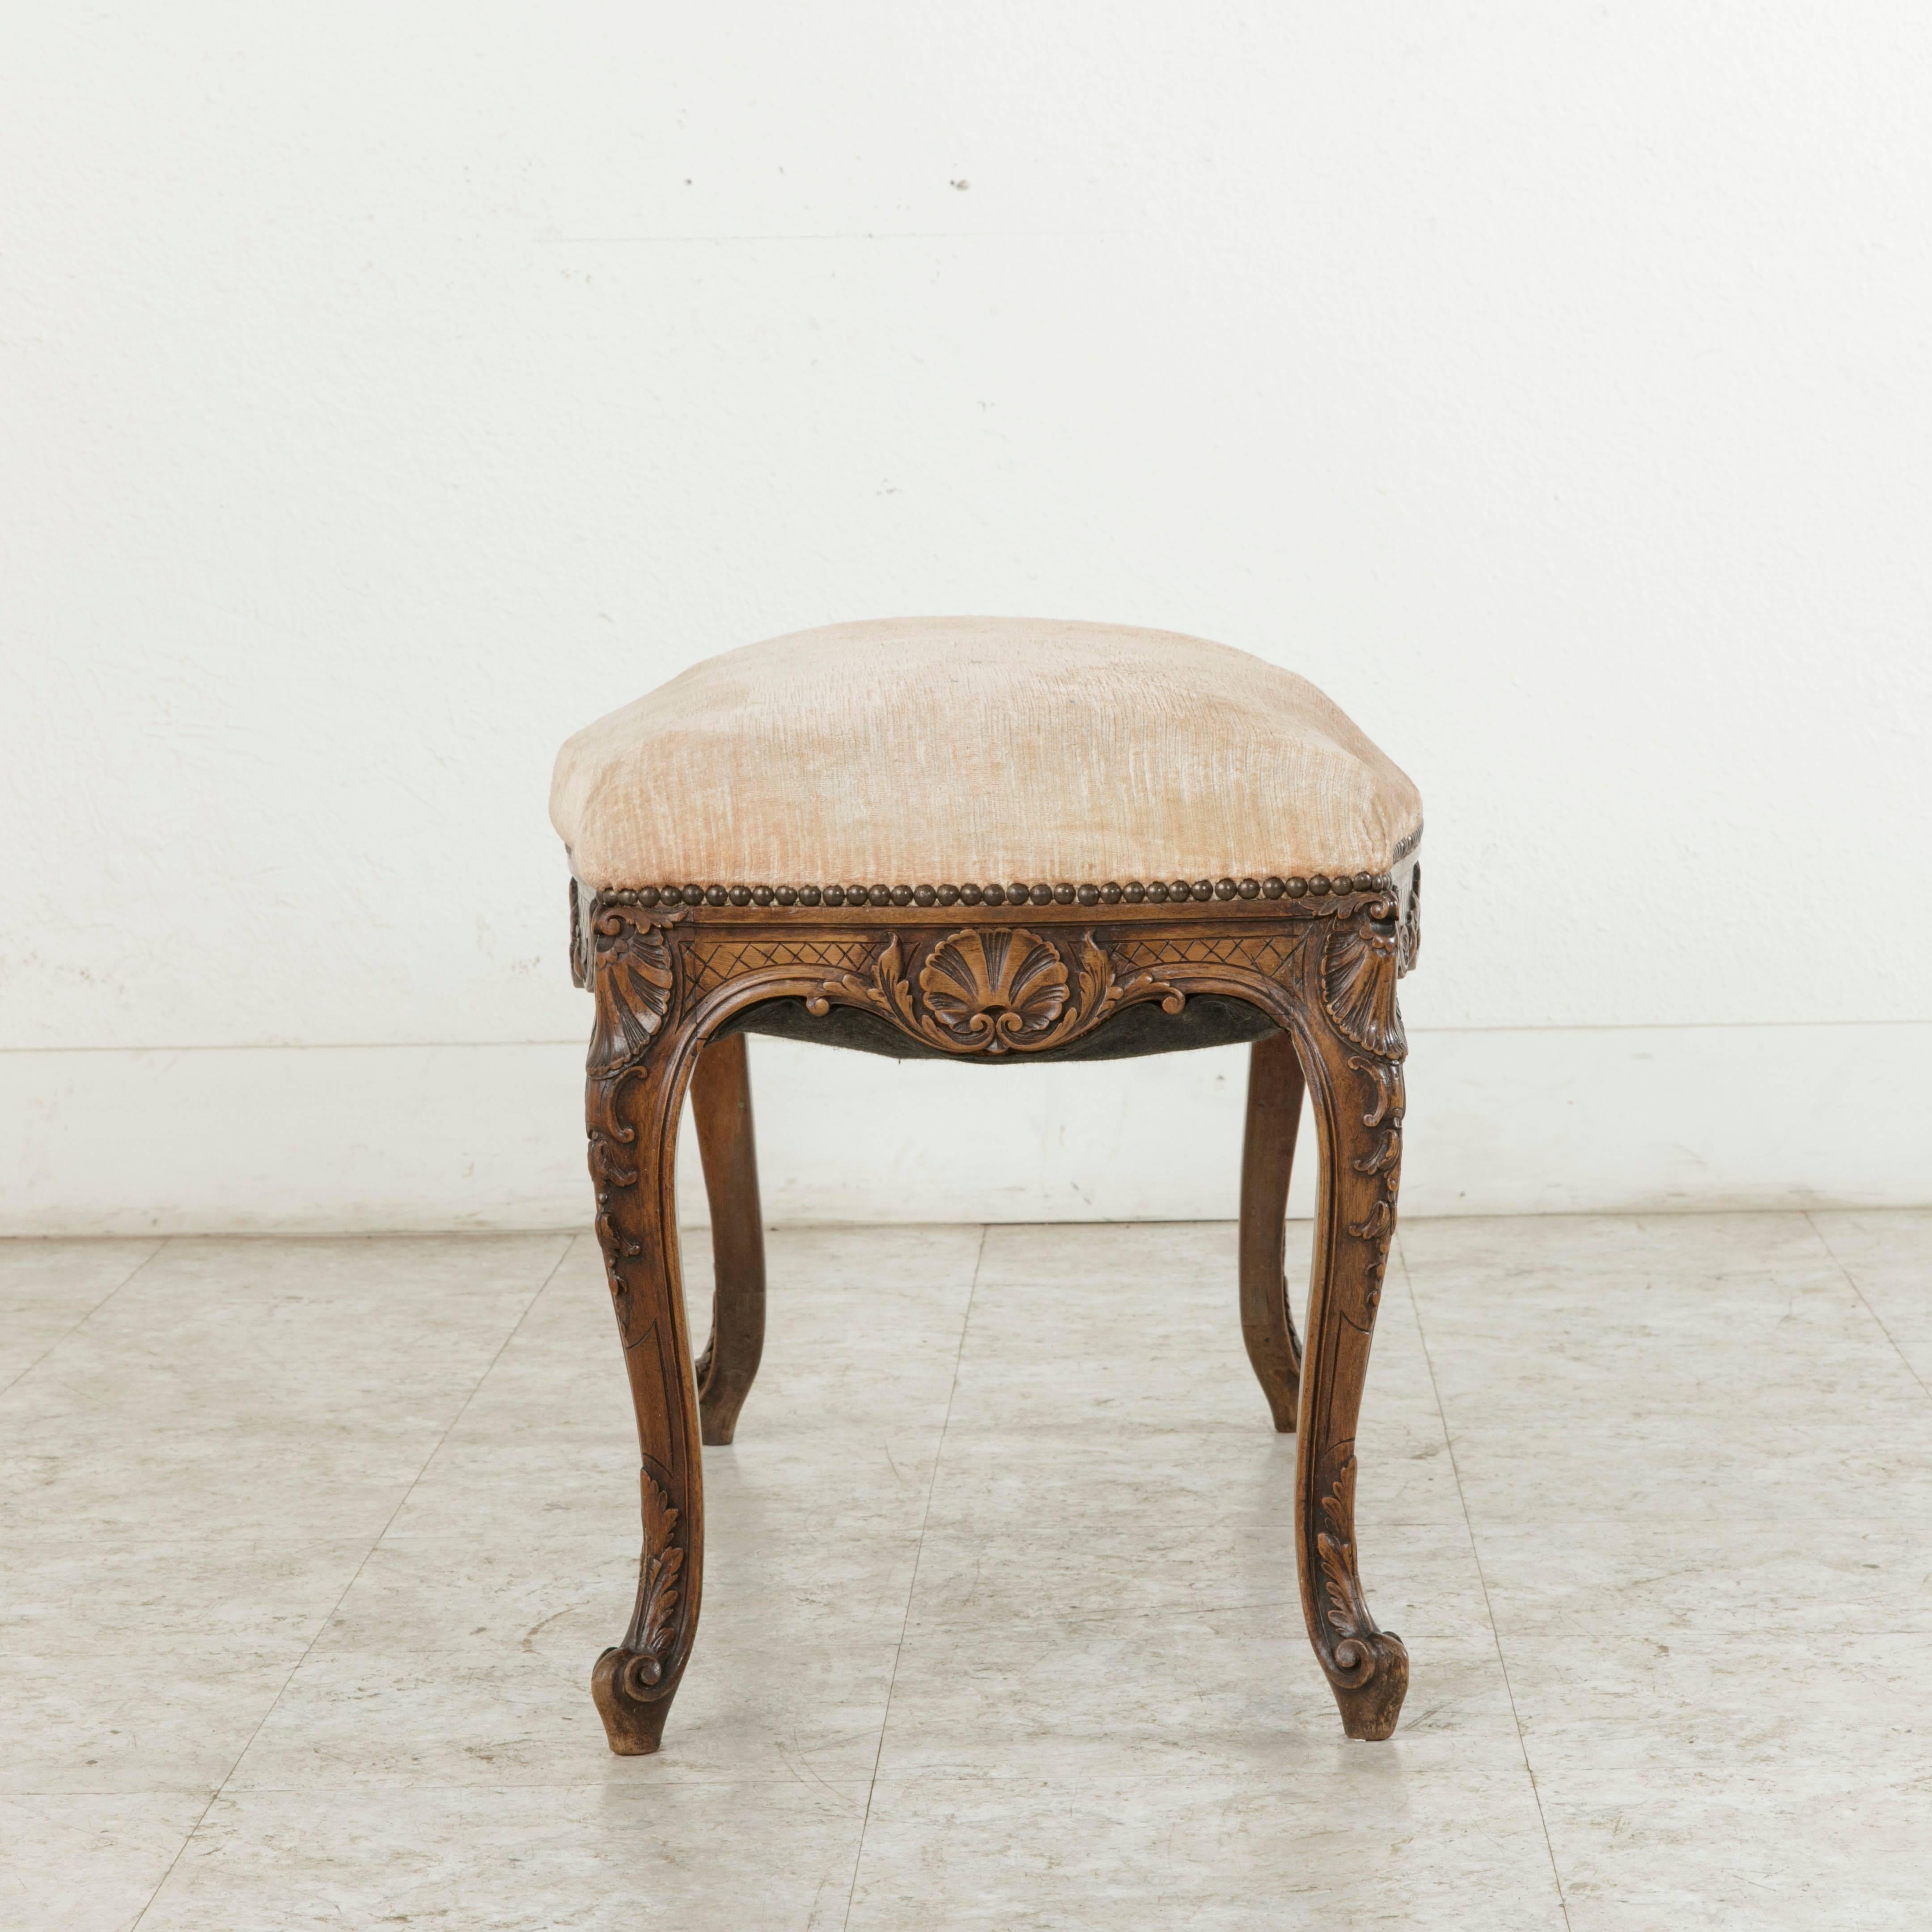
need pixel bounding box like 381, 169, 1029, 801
613, 869, 1403, 910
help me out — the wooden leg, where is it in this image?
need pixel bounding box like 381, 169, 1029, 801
1239, 1032, 1305, 1432
690, 1033, 767, 1447
1291, 913, 1411, 1740
582, 906, 704, 1757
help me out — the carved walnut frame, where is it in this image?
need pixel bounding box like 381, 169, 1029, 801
570, 858, 1421, 1754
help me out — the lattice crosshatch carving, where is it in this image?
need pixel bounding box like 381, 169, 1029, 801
682, 936, 876, 996
1110, 932, 1306, 980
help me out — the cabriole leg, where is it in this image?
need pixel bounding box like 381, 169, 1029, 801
690, 1032, 767, 1447
1291, 906, 1411, 1740
583, 906, 704, 1756
1239, 1031, 1305, 1432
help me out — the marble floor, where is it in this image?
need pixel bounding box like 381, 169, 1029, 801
2, 1211, 1928, 1930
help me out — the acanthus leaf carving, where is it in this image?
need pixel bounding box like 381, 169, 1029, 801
582, 898, 686, 1321
588, 1131, 641, 1288
1343, 1055, 1405, 1322
619, 1471, 686, 1697
805, 933, 921, 1032
1397, 861, 1422, 978
1314, 1453, 1382, 1689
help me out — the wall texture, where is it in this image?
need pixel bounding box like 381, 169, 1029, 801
4, 5, 1928, 1232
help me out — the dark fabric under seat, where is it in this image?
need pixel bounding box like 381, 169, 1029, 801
712, 992, 1282, 1064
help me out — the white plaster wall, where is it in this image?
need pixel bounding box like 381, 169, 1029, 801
3, 4, 1929, 1232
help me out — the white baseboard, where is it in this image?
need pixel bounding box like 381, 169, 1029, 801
2, 1022, 1924, 1236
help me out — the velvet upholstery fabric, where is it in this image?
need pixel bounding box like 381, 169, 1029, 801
551, 618, 1422, 889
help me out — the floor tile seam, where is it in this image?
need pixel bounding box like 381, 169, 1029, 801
1422, 1347, 1932, 1375
123, 1234, 578, 1931
1431, 1513, 1932, 1529
1804, 1212, 1932, 1407
369, 1237, 579, 1488
0, 1237, 169, 1407
1481, 1621, 1932, 1643
894, 1602, 1508, 1631
1477, 1613, 1932, 1638
1400, 1332, 1911, 1357
841, 1221, 987, 1932
165, 1777, 882, 1798
861, 1770, 1553, 1801
1396, 1228, 1574, 1931
1429, 1414, 1932, 1445
0, 1787, 227, 1803
76, 1762, 1546, 1799
1432, 1384, 1932, 1407
896, 1601, 1311, 1636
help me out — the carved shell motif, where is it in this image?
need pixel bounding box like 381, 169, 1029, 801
918, 928, 1071, 1051
587, 909, 678, 1080
808, 927, 1182, 1057
1322, 912, 1407, 1062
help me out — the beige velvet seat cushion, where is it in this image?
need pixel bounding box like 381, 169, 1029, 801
551, 618, 1421, 890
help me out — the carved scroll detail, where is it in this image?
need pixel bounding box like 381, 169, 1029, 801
1397, 862, 1422, 978
1345, 1056, 1405, 1320
616, 1473, 686, 1696
1315, 1454, 1383, 1689
807, 928, 1182, 1057
582, 902, 685, 1318
1321, 908, 1407, 1062
588, 1131, 641, 1286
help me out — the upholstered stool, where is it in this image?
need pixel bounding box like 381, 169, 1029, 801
551, 618, 1424, 1753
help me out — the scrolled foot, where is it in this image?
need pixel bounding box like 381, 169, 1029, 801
592, 1645, 679, 1755
1325, 1630, 1410, 1741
